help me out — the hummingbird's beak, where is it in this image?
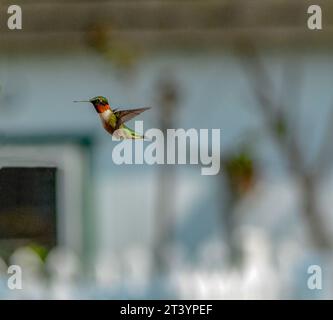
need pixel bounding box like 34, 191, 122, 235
73, 100, 90, 103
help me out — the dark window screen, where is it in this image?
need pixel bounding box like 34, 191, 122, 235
0, 167, 57, 250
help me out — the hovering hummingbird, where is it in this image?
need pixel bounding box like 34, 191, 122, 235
74, 96, 150, 139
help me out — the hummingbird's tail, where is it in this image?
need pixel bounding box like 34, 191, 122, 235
115, 126, 147, 140
131, 132, 151, 140
130, 131, 145, 140
131, 132, 152, 140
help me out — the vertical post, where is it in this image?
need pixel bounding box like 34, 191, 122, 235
153, 77, 179, 274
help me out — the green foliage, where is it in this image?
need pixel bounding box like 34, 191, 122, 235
224, 151, 256, 197
28, 243, 49, 262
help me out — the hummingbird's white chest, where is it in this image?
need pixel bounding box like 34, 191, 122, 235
99, 109, 112, 122
98, 109, 117, 135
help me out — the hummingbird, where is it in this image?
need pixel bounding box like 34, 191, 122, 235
74, 96, 150, 139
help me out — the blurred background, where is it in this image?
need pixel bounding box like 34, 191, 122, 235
0, 0, 333, 299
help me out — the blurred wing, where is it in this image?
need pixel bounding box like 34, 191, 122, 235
114, 107, 150, 125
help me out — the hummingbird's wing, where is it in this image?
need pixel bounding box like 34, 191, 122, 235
114, 107, 150, 126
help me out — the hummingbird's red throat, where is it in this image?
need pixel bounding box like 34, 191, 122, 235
94, 103, 110, 113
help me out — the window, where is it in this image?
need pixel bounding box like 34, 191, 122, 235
0, 139, 90, 259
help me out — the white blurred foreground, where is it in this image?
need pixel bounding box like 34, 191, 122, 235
0, 225, 331, 300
